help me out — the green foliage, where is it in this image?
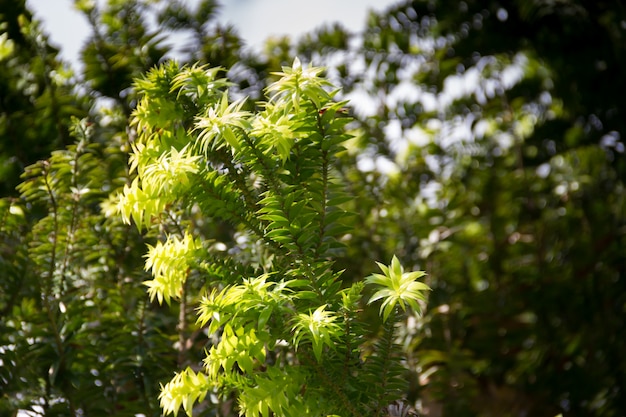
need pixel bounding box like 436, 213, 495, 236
4, 0, 626, 415
0, 116, 178, 415
301, 1, 626, 415
366, 255, 430, 322
0, 0, 87, 196
112, 58, 430, 417
79, 0, 166, 106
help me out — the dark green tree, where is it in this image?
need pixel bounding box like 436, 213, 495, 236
1, 118, 178, 416
0, 0, 86, 197
293, 1, 626, 415
0, 1, 252, 415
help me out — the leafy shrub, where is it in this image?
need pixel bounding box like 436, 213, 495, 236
112, 58, 430, 417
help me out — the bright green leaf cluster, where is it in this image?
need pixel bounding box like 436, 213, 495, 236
143, 232, 200, 304
197, 275, 290, 334
251, 103, 301, 163
292, 305, 342, 361
267, 57, 333, 111
204, 324, 266, 378
237, 367, 310, 417
159, 367, 212, 417
365, 255, 430, 322
195, 93, 251, 154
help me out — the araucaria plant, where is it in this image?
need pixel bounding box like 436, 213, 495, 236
110, 58, 430, 417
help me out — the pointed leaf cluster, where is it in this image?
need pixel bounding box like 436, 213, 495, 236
196, 275, 290, 334
365, 255, 430, 322
292, 305, 342, 361
143, 232, 200, 304
159, 367, 212, 417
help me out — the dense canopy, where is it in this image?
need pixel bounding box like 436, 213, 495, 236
1, 0, 624, 416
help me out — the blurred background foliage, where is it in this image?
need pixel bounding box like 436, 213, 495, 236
1, 0, 624, 415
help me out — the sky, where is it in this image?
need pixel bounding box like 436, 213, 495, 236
25, 0, 399, 68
